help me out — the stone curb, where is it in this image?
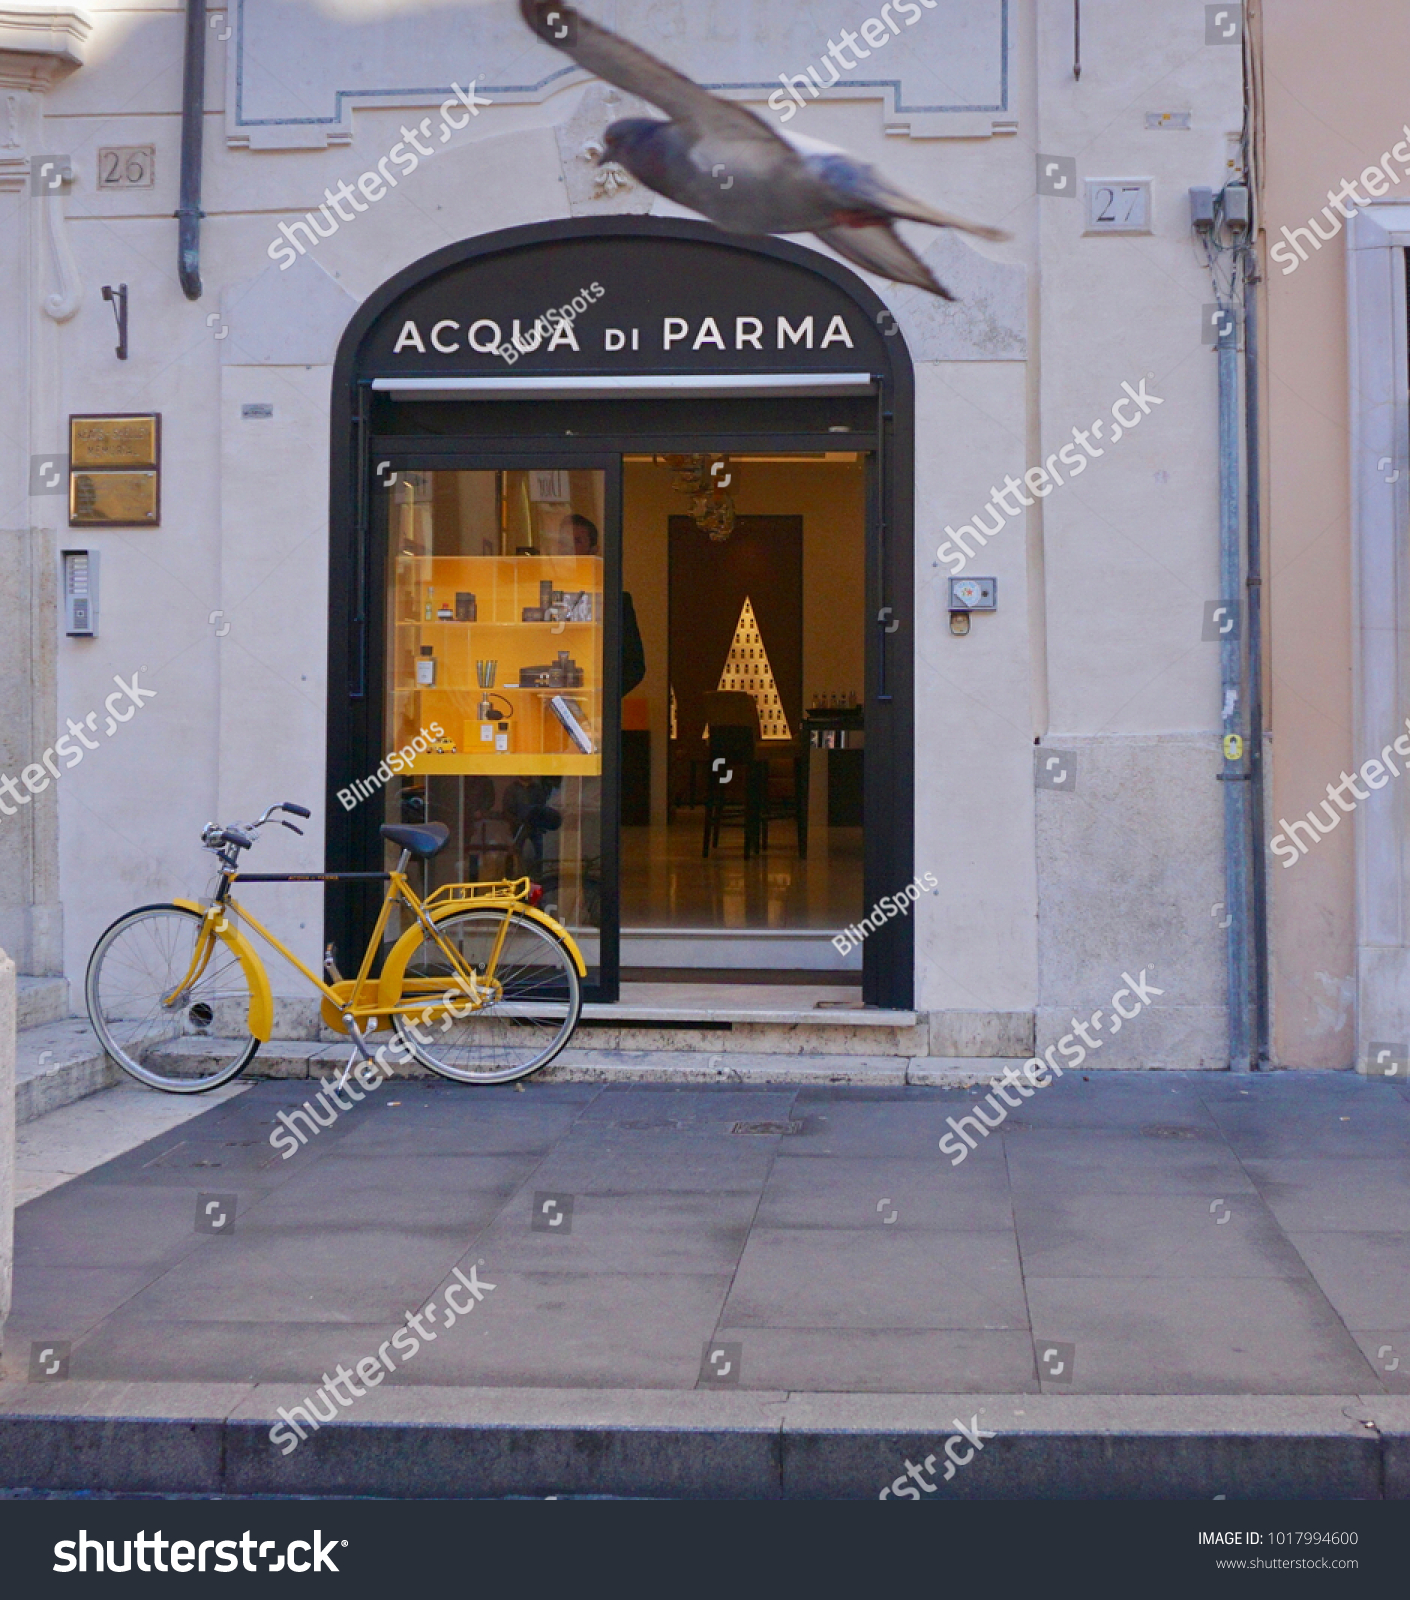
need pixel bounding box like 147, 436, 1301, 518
0, 1384, 1403, 1499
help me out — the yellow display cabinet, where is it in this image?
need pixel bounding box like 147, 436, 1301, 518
389, 552, 604, 775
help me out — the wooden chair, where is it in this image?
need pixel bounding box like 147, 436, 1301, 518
701, 691, 764, 857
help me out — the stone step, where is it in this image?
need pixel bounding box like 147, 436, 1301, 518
16, 975, 70, 1031
237, 1043, 1004, 1086
16, 1018, 117, 1125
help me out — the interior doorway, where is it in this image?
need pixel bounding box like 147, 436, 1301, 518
620, 453, 866, 985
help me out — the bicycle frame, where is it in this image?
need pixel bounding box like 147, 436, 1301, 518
167, 863, 518, 1030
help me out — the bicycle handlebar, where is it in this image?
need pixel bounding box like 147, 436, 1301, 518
202, 802, 310, 863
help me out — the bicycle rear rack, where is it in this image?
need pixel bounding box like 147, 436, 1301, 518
424, 876, 532, 909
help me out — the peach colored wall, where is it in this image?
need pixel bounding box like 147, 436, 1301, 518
1256, 1, 1410, 1065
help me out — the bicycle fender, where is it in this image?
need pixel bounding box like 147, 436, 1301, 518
506, 905, 588, 977
172, 899, 275, 1042
378, 903, 587, 1011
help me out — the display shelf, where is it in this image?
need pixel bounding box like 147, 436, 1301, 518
407, 752, 599, 776
391, 549, 602, 765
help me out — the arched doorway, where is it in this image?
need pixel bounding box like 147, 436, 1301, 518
326, 218, 914, 1008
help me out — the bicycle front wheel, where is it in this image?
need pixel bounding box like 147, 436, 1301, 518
86, 904, 260, 1092
393, 907, 582, 1084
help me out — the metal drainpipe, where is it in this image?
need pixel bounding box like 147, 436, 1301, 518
1219, 310, 1252, 1071
1243, 277, 1269, 1068
177, 0, 207, 300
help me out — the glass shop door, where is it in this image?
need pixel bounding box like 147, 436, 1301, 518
380, 466, 617, 993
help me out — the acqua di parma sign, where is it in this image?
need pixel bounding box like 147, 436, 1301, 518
358, 227, 894, 378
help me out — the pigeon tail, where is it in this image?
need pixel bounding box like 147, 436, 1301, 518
803, 151, 1008, 244
817, 224, 953, 300
879, 199, 1010, 243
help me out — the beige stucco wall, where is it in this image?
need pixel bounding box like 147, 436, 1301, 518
3, 0, 1244, 1056
1257, 0, 1410, 1066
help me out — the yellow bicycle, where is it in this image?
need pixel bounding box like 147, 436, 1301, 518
85, 802, 586, 1093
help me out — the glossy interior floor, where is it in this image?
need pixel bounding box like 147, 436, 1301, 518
619, 819, 863, 931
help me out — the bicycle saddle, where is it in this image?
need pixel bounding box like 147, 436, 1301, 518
380, 822, 450, 858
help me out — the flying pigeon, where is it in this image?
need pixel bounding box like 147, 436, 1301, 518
518, 1, 1007, 298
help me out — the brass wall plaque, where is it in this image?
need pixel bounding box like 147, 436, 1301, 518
69, 471, 158, 526
69, 414, 159, 469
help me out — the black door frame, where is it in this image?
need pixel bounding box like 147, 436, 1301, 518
328, 218, 915, 1010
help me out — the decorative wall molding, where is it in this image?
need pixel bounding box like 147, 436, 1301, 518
41, 184, 80, 320
227, 0, 1011, 149
554, 82, 653, 218
874, 230, 1026, 362
0, 5, 90, 90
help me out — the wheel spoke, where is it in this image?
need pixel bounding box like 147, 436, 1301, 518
87, 906, 259, 1093
394, 909, 580, 1083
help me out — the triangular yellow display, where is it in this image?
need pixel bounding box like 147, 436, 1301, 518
717, 596, 791, 740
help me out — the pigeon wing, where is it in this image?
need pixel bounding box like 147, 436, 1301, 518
519, 1, 786, 152
816, 223, 953, 299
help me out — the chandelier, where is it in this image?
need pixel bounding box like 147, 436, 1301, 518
658, 453, 735, 540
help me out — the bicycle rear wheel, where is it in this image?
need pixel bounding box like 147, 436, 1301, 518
393, 907, 581, 1084
86, 903, 260, 1092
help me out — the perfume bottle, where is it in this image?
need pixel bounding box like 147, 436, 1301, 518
416, 645, 436, 686
437, 600, 454, 621
424, 585, 434, 622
